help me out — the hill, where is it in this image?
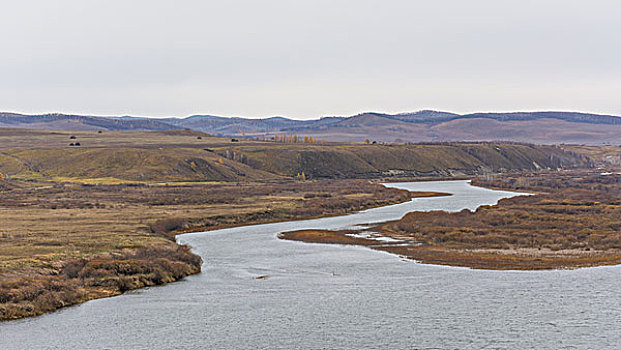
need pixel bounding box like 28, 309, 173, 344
2, 110, 621, 144
0, 129, 591, 183
0, 113, 177, 131
277, 111, 621, 144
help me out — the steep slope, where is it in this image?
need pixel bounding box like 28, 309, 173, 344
1, 147, 281, 182
221, 143, 590, 179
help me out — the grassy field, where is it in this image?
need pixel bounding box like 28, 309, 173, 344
280, 169, 621, 270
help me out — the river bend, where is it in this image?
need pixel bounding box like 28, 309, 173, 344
1, 181, 620, 349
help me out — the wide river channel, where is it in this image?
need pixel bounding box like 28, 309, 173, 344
2, 180, 620, 349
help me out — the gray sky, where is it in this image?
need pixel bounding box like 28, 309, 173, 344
2, 0, 620, 119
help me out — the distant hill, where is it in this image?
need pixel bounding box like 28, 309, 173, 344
460, 112, 621, 124
288, 111, 621, 144
1, 110, 620, 144
161, 115, 347, 136
0, 113, 177, 131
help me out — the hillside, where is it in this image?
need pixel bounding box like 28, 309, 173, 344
0, 129, 591, 183
2, 110, 620, 144
226, 143, 589, 179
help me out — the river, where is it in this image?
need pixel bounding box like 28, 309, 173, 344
1, 180, 620, 349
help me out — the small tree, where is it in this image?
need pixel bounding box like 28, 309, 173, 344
301, 172, 306, 181
364, 138, 370, 144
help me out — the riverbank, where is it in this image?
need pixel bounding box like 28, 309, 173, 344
0, 179, 413, 320
279, 229, 621, 270
280, 170, 621, 270
4, 180, 621, 350
0, 129, 603, 320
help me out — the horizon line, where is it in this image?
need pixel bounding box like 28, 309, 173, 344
2, 108, 621, 121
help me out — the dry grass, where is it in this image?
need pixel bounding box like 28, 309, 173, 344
0, 128, 605, 318
281, 169, 621, 270
561, 145, 621, 167
0, 128, 246, 149
0, 245, 201, 320
0, 128, 591, 184
0, 178, 411, 320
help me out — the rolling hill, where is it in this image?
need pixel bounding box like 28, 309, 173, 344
0, 129, 591, 183
0, 113, 176, 131
1, 110, 620, 144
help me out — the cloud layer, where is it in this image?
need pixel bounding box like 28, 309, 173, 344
2, 0, 620, 118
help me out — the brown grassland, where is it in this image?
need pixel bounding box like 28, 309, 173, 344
0, 128, 428, 320
0, 128, 590, 182
0, 128, 607, 320
0, 177, 411, 320
280, 169, 621, 270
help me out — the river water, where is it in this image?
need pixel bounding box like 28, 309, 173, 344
2, 180, 620, 349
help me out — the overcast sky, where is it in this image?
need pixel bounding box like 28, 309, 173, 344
2, 0, 620, 119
